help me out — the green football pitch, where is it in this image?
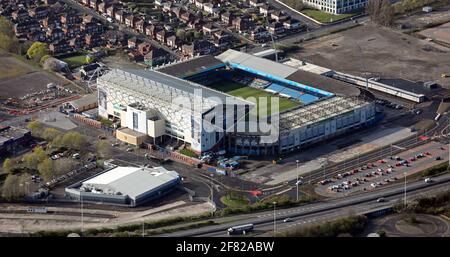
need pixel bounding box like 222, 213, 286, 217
209, 80, 300, 116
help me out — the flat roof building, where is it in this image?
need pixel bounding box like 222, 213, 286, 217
65, 166, 181, 206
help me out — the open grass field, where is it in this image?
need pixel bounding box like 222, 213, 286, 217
301, 9, 359, 23
61, 55, 88, 68
0, 55, 34, 80
209, 80, 299, 116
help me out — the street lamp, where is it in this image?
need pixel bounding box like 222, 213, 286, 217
296, 160, 299, 202
273, 202, 277, 237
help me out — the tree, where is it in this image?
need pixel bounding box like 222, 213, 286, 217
2, 158, 18, 174
38, 158, 54, 182
367, 0, 395, 26
0, 16, 14, 37
27, 121, 43, 136
0, 33, 19, 53
176, 29, 186, 40
86, 55, 94, 64
194, 30, 203, 39
22, 147, 47, 170
27, 42, 49, 63
39, 54, 52, 66
42, 128, 62, 141
54, 159, 76, 176
2, 174, 20, 200
96, 140, 112, 158
61, 131, 88, 150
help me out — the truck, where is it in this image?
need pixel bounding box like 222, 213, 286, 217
227, 224, 254, 235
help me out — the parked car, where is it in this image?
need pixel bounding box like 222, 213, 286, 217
283, 218, 292, 223
377, 197, 385, 202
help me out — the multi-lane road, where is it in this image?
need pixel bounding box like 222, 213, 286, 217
159, 173, 450, 237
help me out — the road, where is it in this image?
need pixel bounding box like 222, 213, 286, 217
159, 173, 450, 237
60, 0, 180, 60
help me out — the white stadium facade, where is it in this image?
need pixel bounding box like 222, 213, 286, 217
97, 50, 377, 156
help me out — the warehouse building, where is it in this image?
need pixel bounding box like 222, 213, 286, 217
0, 126, 31, 156
65, 166, 181, 206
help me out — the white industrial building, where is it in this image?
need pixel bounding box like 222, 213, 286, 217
65, 166, 181, 206
303, 0, 367, 15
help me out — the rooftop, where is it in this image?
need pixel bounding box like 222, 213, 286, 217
98, 69, 252, 113
82, 166, 180, 200
0, 126, 30, 145
157, 55, 225, 78
280, 96, 371, 132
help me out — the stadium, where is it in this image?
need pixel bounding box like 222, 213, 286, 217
97, 49, 376, 156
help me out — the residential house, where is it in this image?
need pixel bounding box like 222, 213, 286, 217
202, 23, 218, 35
221, 12, 233, 26
44, 0, 57, 4
85, 34, 103, 48
42, 17, 60, 29
11, 8, 29, 21
69, 36, 85, 50
128, 51, 143, 62
46, 27, 64, 42
283, 18, 302, 30
28, 6, 49, 20
249, 26, 269, 42
127, 37, 139, 49
259, 4, 275, 16
135, 19, 146, 33
145, 24, 163, 39
203, 3, 219, 15
104, 30, 128, 48
106, 5, 118, 17
166, 35, 182, 49
180, 11, 195, 23
156, 30, 174, 44
115, 10, 127, 23
81, 0, 90, 6
249, 0, 264, 7
194, 0, 209, 9
232, 17, 253, 32
98, 1, 111, 14
144, 48, 168, 67
271, 10, 290, 22
83, 14, 96, 24
27, 30, 46, 42
14, 19, 40, 36
188, 18, 205, 30
61, 13, 82, 25
268, 21, 284, 35
81, 22, 104, 34
89, 0, 100, 11
49, 40, 71, 54
125, 15, 138, 28
138, 42, 152, 55
182, 40, 217, 57
62, 24, 81, 38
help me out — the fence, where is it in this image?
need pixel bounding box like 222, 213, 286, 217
72, 113, 102, 128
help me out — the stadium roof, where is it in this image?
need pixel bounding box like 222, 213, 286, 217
280, 96, 370, 132
286, 70, 361, 96
217, 49, 298, 78
157, 55, 225, 78
82, 166, 180, 200
98, 69, 252, 113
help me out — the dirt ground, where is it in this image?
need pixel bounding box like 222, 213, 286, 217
0, 54, 69, 99
293, 24, 450, 87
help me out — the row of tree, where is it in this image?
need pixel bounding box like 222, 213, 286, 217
366, 0, 396, 26
0, 16, 20, 54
